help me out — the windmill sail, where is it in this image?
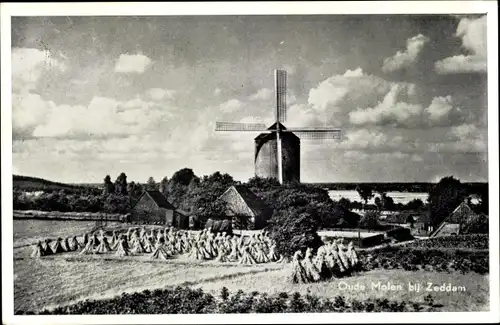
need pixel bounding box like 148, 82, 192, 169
275, 70, 287, 124
215, 122, 268, 131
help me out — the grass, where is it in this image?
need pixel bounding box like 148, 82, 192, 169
13, 219, 122, 248
14, 221, 490, 314
14, 252, 284, 313
191, 268, 489, 312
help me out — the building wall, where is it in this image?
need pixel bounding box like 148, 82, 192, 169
254, 132, 300, 182
281, 133, 300, 183
255, 135, 278, 180
131, 194, 171, 224
434, 223, 461, 237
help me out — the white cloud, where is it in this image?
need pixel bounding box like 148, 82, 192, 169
425, 95, 453, 123
339, 129, 403, 151
435, 55, 486, 74
427, 123, 487, 153
214, 88, 222, 96
349, 83, 423, 127
343, 67, 364, 77
12, 47, 66, 91
14, 94, 174, 139
435, 15, 486, 74
146, 88, 176, 101
308, 68, 392, 116
114, 53, 152, 73
249, 88, 273, 101
382, 34, 430, 72
220, 99, 243, 113
349, 89, 460, 128
12, 92, 54, 134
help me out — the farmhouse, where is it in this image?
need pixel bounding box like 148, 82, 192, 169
217, 185, 273, 230
130, 190, 186, 226
430, 201, 479, 237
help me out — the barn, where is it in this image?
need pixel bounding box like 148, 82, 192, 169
130, 190, 180, 225
430, 201, 479, 237
217, 185, 273, 230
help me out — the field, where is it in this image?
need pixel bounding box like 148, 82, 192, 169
13, 219, 490, 314
13, 219, 121, 248
14, 247, 489, 313
327, 190, 428, 205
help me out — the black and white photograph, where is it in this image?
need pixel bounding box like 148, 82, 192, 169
1, 1, 498, 324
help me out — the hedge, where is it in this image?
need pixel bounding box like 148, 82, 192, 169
21, 286, 442, 314
403, 234, 488, 250
359, 246, 489, 274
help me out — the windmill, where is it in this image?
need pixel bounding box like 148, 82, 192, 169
215, 69, 342, 184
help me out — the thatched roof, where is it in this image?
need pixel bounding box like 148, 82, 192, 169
218, 185, 272, 217
430, 201, 478, 237
133, 190, 176, 210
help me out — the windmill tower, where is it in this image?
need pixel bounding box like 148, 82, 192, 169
215, 69, 342, 184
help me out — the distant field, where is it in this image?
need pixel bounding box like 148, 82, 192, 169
328, 190, 428, 205
13, 175, 90, 192
13, 219, 121, 248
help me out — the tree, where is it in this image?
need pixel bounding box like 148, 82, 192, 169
382, 193, 395, 211
338, 197, 352, 210
146, 177, 158, 191
266, 206, 323, 258
406, 198, 424, 211
428, 176, 468, 228
406, 215, 416, 228
356, 185, 374, 210
358, 211, 380, 229
159, 176, 169, 196
170, 168, 196, 186
114, 172, 128, 195
374, 197, 383, 212
103, 175, 115, 195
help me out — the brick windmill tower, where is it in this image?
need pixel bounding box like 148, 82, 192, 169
215, 70, 342, 184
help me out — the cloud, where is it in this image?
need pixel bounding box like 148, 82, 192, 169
424, 95, 453, 123
214, 88, 222, 96
249, 88, 273, 101
338, 129, 405, 152
349, 83, 423, 127
308, 68, 393, 120
427, 123, 487, 153
349, 87, 461, 128
12, 47, 66, 91
114, 53, 152, 73
435, 15, 486, 74
220, 99, 243, 113
382, 34, 430, 72
13, 93, 174, 139
146, 88, 176, 101
12, 92, 54, 135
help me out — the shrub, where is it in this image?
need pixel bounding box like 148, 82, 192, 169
266, 207, 323, 257
359, 246, 489, 274
31, 286, 440, 314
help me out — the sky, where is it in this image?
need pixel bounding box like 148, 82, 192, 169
11, 14, 488, 184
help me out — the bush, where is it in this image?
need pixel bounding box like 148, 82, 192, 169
266, 207, 323, 257
31, 286, 441, 314
359, 245, 489, 274
404, 234, 488, 250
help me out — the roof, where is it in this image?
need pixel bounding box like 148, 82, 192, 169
254, 122, 299, 141
218, 185, 271, 217
430, 201, 478, 237
133, 190, 176, 210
